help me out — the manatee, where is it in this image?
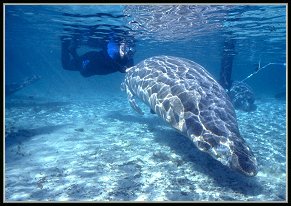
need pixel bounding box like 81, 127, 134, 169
122, 55, 258, 176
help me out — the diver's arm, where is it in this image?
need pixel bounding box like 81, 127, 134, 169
117, 57, 134, 73
127, 58, 134, 68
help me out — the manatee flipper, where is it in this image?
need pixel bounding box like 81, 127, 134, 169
120, 82, 125, 92
125, 84, 144, 115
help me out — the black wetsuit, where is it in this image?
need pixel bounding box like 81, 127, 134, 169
219, 37, 236, 91
61, 40, 134, 77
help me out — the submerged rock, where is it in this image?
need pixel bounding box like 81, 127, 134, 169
75, 128, 84, 132
228, 81, 257, 112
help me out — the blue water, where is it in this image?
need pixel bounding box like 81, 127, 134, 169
4, 4, 287, 202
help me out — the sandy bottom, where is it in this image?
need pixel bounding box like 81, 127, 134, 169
4, 93, 286, 202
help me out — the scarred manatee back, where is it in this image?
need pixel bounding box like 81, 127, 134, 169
124, 55, 258, 176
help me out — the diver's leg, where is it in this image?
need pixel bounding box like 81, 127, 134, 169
61, 37, 81, 71
219, 37, 236, 91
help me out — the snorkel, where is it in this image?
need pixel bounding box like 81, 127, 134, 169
119, 42, 135, 59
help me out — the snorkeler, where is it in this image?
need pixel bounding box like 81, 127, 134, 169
218, 35, 257, 112
219, 37, 236, 91
60, 36, 135, 77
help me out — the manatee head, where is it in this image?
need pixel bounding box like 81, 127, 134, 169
229, 140, 258, 176
191, 131, 258, 177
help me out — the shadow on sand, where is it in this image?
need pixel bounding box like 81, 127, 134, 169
105, 110, 264, 197
5, 124, 70, 148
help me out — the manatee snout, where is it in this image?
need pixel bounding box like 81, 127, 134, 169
230, 141, 258, 176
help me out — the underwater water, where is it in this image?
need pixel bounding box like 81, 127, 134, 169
4, 4, 287, 202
